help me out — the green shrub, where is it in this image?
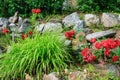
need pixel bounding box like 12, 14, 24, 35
0, 33, 71, 79
0, 0, 64, 17
77, 0, 120, 12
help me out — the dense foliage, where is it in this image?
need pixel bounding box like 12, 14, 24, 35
0, 0, 120, 17
78, 0, 120, 12
0, 33, 71, 79
0, 0, 64, 17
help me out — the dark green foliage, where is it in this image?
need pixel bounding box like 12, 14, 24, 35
0, 0, 64, 17
78, 0, 120, 12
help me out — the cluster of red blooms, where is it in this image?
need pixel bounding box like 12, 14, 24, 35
94, 38, 120, 56
2, 28, 9, 34
90, 38, 120, 62
81, 48, 96, 63
31, 8, 41, 14
64, 30, 74, 39
21, 31, 33, 40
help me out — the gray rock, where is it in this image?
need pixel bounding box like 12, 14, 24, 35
62, 12, 80, 28
86, 29, 116, 41
36, 22, 63, 33
101, 13, 119, 27
94, 64, 120, 77
73, 20, 84, 32
85, 14, 99, 26
65, 40, 72, 46
0, 18, 9, 27
43, 72, 59, 80
106, 64, 119, 76
83, 28, 93, 35
18, 18, 31, 33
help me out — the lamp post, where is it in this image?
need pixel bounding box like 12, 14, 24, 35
9, 23, 17, 43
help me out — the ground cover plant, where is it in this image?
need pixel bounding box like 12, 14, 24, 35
0, 32, 71, 79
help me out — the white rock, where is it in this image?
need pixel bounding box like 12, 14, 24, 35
62, 12, 80, 28
36, 22, 63, 33
101, 13, 119, 27
36, 23, 45, 32
86, 29, 116, 41
85, 14, 99, 26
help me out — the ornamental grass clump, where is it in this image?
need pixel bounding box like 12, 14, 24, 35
0, 33, 71, 79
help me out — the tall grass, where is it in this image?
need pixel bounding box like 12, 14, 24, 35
0, 33, 71, 79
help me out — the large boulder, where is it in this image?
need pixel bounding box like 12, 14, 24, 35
101, 13, 119, 27
85, 14, 99, 27
36, 22, 63, 33
73, 20, 84, 32
86, 29, 116, 41
62, 12, 81, 28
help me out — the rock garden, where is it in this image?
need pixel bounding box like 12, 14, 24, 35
0, 0, 120, 80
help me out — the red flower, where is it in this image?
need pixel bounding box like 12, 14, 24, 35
21, 34, 28, 40
81, 48, 96, 63
112, 55, 119, 62
101, 40, 109, 49
31, 8, 41, 14
35, 9, 41, 14
31, 9, 36, 14
28, 31, 33, 35
65, 30, 74, 39
2, 28, 9, 34
83, 54, 96, 63
90, 38, 96, 43
81, 48, 90, 57
104, 49, 110, 56
90, 54, 96, 60
95, 42, 101, 49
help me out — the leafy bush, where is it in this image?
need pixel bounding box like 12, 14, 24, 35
0, 0, 64, 17
77, 0, 120, 12
0, 33, 71, 79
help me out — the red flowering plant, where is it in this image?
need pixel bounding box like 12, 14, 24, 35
30, 8, 42, 25
21, 31, 33, 40
64, 29, 120, 64
94, 38, 120, 63
1, 28, 11, 45
78, 37, 120, 64
64, 30, 75, 40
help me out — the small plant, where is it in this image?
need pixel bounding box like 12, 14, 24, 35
0, 32, 71, 79
30, 8, 42, 26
